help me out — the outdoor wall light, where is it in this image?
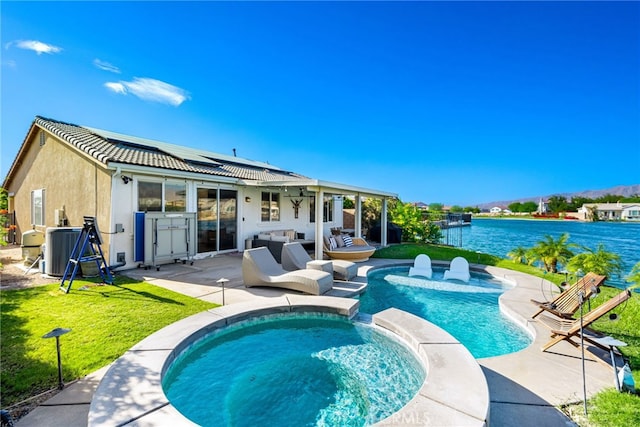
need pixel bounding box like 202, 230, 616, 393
121, 175, 131, 184
245, 196, 251, 203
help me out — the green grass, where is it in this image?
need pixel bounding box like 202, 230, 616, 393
1, 276, 216, 407
375, 243, 639, 426
587, 389, 640, 427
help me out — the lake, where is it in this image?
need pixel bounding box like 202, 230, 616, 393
451, 218, 640, 289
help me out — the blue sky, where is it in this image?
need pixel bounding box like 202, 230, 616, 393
2, 1, 639, 206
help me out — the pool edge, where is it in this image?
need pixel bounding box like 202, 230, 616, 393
88, 295, 490, 427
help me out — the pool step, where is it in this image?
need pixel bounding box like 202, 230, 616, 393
325, 280, 368, 298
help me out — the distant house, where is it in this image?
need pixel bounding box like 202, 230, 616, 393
536, 198, 548, 214
2, 116, 396, 268
579, 203, 640, 221
489, 206, 503, 214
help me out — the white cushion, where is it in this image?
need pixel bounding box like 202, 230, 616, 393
258, 233, 271, 240
271, 235, 290, 243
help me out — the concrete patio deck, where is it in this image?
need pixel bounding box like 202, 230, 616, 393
15, 254, 622, 426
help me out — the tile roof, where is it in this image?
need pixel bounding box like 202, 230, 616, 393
33, 116, 308, 182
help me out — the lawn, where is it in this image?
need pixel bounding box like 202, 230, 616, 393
0, 276, 216, 408
375, 243, 640, 426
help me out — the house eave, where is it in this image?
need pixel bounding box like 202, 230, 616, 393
107, 162, 240, 184
242, 178, 397, 199
2, 121, 41, 188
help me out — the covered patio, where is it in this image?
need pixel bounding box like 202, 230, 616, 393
243, 178, 398, 261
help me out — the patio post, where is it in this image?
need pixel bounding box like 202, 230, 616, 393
314, 189, 324, 261
354, 195, 362, 238
381, 197, 388, 246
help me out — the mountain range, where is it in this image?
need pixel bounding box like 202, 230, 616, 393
475, 184, 640, 209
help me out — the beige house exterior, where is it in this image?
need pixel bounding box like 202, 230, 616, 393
4, 123, 115, 253
578, 203, 640, 221
3, 116, 396, 269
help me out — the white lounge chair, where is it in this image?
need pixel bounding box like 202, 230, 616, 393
282, 242, 357, 281
443, 256, 470, 283
408, 254, 432, 279
242, 247, 333, 295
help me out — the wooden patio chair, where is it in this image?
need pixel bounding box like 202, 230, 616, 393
537, 289, 632, 357
531, 272, 606, 319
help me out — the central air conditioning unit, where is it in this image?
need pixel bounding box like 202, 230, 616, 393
45, 227, 81, 276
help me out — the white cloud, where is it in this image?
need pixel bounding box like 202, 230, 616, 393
104, 77, 191, 106
104, 82, 126, 94
93, 59, 121, 74
10, 40, 62, 55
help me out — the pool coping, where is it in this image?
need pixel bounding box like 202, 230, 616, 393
88, 295, 489, 427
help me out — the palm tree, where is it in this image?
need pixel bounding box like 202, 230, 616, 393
626, 261, 640, 290
528, 233, 576, 273
507, 246, 528, 264
566, 244, 623, 278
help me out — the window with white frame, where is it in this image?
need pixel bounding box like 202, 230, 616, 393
164, 182, 186, 212
261, 192, 280, 222
31, 189, 45, 226
309, 196, 333, 223
138, 181, 186, 212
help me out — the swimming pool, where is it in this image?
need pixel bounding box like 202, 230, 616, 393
359, 266, 533, 358
163, 313, 425, 426
89, 297, 490, 427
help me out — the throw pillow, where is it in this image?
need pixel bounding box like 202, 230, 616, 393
342, 235, 354, 247
329, 236, 338, 250
258, 233, 271, 241
285, 230, 296, 240
335, 234, 345, 247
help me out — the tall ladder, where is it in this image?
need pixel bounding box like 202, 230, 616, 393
60, 216, 114, 293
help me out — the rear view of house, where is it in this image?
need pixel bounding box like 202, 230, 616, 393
2, 116, 395, 271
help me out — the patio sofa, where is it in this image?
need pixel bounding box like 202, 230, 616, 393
323, 235, 376, 262
251, 230, 314, 263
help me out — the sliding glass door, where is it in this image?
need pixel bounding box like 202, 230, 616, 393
197, 188, 237, 253
218, 190, 237, 251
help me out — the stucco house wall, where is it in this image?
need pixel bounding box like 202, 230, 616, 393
5, 128, 113, 258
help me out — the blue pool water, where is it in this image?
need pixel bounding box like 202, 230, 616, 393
163, 313, 425, 427
359, 267, 532, 358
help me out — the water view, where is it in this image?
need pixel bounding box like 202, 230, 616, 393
457, 218, 640, 289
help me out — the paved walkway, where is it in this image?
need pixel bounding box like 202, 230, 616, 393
16, 254, 621, 426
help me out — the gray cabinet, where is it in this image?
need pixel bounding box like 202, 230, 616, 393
135, 212, 197, 270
